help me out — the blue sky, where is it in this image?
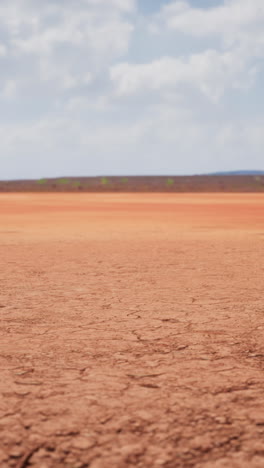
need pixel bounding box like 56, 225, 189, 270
140, 0, 222, 14
0, 0, 264, 179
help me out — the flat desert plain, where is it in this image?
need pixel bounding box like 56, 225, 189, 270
1, 193, 264, 468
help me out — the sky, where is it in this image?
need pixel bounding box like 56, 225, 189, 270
0, 0, 264, 179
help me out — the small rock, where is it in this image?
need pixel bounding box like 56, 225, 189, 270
248, 410, 264, 425
28, 434, 43, 444
119, 444, 142, 457
199, 355, 212, 361
88, 459, 105, 468
155, 461, 166, 466
215, 416, 227, 424
249, 441, 264, 451
0, 449, 8, 462
9, 446, 24, 458
72, 436, 94, 450
191, 435, 212, 451
136, 410, 153, 421
32, 448, 47, 459
155, 455, 170, 465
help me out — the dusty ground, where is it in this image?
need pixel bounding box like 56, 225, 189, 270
0, 193, 264, 468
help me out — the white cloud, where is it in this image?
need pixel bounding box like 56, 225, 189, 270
110, 48, 255, 101
39, 58, 93, 91
1, 80, 17, 99
87, 0, 135, 12
154, 0, 264, 62
0, 0, 135, 96
0, 0, 264, 178
1, 107, 264, 179
159, 0, 264, 39
111, 0, 264, 101
0, 44, 7, 56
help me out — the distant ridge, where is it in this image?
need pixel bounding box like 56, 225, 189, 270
0, 174, 264, 192
207, 170, 264, 176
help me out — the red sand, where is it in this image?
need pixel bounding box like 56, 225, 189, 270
1, 193, 264, 468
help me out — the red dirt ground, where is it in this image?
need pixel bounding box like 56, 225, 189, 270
1, 193, 264, 468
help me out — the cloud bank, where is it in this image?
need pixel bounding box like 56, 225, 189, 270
0, 0, 263, 178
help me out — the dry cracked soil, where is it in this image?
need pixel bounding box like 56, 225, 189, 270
0, 193, 264, 468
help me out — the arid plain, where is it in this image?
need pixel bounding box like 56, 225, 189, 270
1, 193, 264, 468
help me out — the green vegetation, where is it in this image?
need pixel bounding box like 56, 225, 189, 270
254, 176, 264, 187
72, 181, 82, 188
101, 177, 109, 185
121, 177, 128, 184
166, 178, 174, 187
37, 178, 47, 185
57, 178, 69, 184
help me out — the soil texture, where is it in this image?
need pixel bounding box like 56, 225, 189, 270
1, 193, 264, 468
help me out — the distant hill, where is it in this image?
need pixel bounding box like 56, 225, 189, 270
208, 170, 264, 176
0, 174, 264, 192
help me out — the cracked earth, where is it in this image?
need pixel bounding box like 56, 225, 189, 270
0, 193, 264, 467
